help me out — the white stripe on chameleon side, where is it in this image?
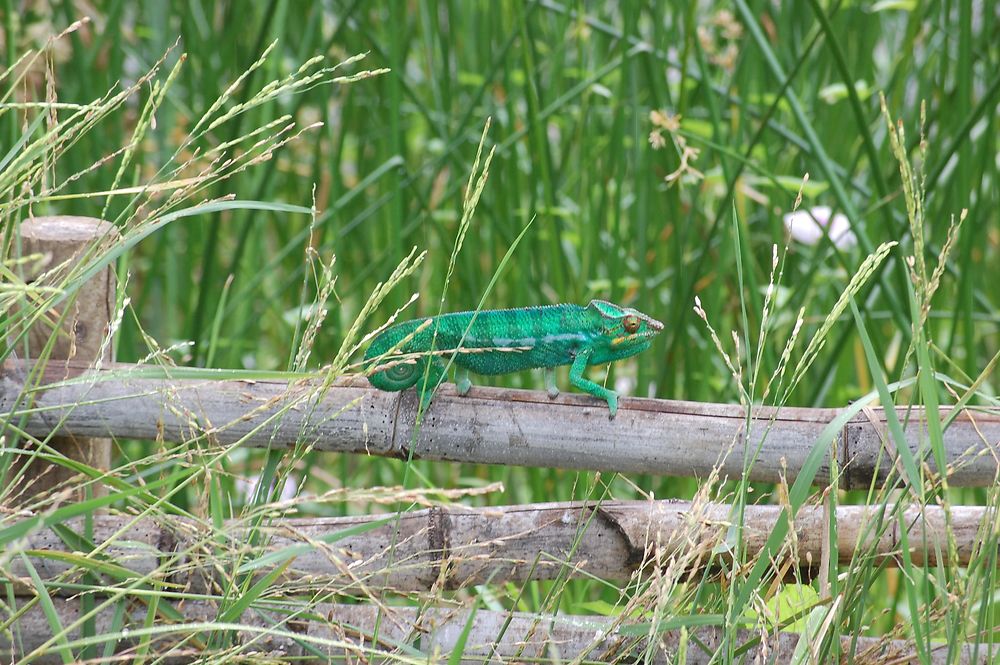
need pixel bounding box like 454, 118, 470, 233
490, 332, 590, 347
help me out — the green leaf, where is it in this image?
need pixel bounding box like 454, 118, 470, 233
218, 559, 293, 625
617, 613, 727, 636
870, 0, 917, 11
850, 299, 923, 492
448, 599, 479, 665
789, 605, 834, 665
766, 584, 821, 633
818, 80, 871, 105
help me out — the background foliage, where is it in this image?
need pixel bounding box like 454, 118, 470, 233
3, 0, 1000, 660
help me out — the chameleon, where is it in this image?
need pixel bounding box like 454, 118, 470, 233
364, 300, 663, 417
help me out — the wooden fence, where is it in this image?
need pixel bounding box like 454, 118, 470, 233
2, 217, 997, 664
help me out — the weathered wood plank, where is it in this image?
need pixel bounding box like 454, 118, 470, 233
4, 501, 991, 596
0, 598, 989, 664
2, 360, 999, 486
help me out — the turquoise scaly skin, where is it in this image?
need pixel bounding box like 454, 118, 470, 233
364, 300, 663, 417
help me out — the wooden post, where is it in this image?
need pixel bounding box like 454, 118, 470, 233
7, 215, 118, 504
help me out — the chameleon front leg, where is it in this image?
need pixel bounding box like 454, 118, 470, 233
569, 349, 618, 418
543, 367, 560, 399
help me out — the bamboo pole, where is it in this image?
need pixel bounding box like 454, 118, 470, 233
4, 501, 994, 596
3, 216, 118, 505
2, 360, 999, 487
0, 598, 991, 664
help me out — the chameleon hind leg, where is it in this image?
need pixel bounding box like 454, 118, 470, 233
415, 358, 448, 413
455, 366, 473, 396
543, 367, 560, 399
569, 350, 618, 418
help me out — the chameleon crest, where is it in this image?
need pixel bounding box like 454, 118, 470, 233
365, 300, 663, 417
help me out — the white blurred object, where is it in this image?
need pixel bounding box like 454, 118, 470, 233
615, 375, 636, 396
236, 473, 298, 502
783, 206, 858, 249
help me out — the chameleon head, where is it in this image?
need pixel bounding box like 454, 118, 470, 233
585, 299, 664, 357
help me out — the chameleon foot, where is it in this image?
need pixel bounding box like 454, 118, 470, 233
544, 367, 560, 399
606, 393, 618, 419
569, 351, 619, 419
455, 367, 472, 396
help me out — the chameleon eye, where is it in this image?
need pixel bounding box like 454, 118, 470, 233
623, 315, 640, 334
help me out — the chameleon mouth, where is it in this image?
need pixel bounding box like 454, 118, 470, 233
635, 317, 664, 339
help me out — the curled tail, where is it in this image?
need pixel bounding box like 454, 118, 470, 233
364, 320, 447, 410
367, 355, 426, 391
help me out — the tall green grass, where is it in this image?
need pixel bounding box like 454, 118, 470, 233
2, 1, 999, 661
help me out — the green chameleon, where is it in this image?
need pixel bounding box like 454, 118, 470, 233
364, 300, 663, 417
